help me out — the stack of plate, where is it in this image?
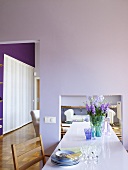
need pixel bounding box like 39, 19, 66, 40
51, 150, 80, 166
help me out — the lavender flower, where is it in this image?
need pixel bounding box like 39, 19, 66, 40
90, 104, 96, 114
88, 96, 94, 102
100, 104, 105, 113
98, 95, 104, 103
93, 101, 99, 107
104, 103, 110, 112
86, 104, 90, 112
86, 103, 96, 114
85, 95, 110, 117
100, 103, 110, 113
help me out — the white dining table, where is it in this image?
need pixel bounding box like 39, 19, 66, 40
42, 122, 128, 170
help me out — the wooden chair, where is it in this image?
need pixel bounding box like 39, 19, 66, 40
61, 123, 71, 138
11, 135, 50, 170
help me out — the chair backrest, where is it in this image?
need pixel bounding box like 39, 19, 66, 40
64, 109, 74, 122
107, 108, 116, 124
30, 110, 40, 137
11, 135, 46, 170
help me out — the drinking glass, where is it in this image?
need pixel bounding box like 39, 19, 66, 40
84, 128, 92, 140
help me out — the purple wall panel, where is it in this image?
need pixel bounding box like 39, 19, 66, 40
0, 67, 3, 82
0, 103, 3, 135
0, 124, 2, 135
0, 85, 3, 98
0, 57, 3, 63
0, 102, 3, 112
0, 43, 35, 67
0, 43, 35, 135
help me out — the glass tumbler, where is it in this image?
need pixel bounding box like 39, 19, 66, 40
84, 128, 92, 140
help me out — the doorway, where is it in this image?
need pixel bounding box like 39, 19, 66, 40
34, 77, 40, 110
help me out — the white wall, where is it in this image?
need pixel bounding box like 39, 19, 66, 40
0, 0, 128, 151
61, 96, 87, 106
61, 95, 121, 106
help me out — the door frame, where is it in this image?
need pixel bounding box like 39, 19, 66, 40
34, 77, 40, 110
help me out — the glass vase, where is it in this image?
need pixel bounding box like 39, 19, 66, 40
95, 125, 102, 137
90, 115, 104, 137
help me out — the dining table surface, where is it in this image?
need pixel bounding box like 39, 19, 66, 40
42, 122, 128, 170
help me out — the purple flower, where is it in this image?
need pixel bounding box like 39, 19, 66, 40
93, 101, 99, 107
86, 104, 96, 114
90, 104, 96, 114
100, 103, 110, 113
86, 104, 90, 112
98, 95, 104, 103
104, 103, 110, 112
100, 104, 105, 112
88, 96, 94, 103
85, 95, 110, 116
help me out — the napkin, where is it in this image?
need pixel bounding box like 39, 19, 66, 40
65, 152, 82, 160
59, 147, 80, 153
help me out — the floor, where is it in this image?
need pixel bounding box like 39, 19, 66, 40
0, 123, 41, 170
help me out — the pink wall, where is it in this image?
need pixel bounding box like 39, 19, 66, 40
0, 0, 128, 151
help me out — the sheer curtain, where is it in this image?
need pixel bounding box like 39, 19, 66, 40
3, 54, 34, 134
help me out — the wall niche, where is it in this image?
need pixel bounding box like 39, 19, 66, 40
61, 95, 122, 125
